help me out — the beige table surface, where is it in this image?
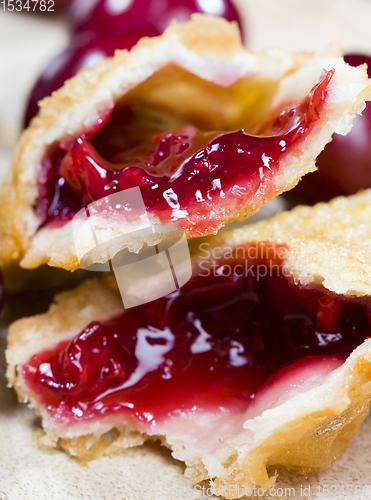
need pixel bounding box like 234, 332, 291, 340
1, 1, 371, 499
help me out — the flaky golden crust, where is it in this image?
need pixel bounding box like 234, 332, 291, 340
217, 189, 371, 297
0, 16, 370, 276
6, 190, 371, 498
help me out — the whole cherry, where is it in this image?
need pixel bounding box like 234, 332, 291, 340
290, 54, 371, 204
23, 26, 160, 128
24, 0, 244, 127
67, 0, 244, 39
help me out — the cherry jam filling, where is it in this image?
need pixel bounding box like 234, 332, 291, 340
21, 245, 371, 426
37, 70, 334, 235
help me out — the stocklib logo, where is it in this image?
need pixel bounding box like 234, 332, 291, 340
72, 187, 192, 308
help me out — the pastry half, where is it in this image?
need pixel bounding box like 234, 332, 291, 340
7, 189, 371, 499
1, 15, 370, 275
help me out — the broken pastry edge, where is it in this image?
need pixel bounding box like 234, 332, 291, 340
1, 16, 370, 275
32, 424, 148, 461
174, 376, 371, 497
6, 275, 371, 499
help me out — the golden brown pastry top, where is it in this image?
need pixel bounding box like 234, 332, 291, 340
218, 189, 371, 296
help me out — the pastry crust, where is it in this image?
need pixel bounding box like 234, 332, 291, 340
6, 189, 371, 499
0, 15, 370, 277
216, 189, 371, 297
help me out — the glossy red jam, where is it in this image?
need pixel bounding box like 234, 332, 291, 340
21, 245, 371, 426
290, 54, 371, 204
38, 70, 334, 235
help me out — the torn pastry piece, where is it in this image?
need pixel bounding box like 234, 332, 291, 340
1, 16, 371, 275
7, 189, 371, 499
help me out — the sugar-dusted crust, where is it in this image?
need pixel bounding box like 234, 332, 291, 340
6, 190, 371, 499
217, 189, 371, 297
1, 15, 370, 277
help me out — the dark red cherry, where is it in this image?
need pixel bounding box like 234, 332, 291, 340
68, 0, 244, 40
23, 26, 160, 128
290, 53, 371, 204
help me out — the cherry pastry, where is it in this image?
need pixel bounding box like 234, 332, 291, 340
7, 189, 371, 497
1, 17, 370, 274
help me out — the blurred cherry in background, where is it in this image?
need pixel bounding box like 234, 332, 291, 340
289, 54, 371, 204
68, 0, 243, 37
23, 0, 244, 127
23, 26, 160, 127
